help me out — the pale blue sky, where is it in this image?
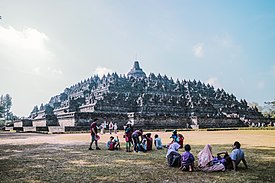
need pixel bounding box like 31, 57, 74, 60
0, 0, 275, 116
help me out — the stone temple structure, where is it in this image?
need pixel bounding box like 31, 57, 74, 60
11, 61, 264, 133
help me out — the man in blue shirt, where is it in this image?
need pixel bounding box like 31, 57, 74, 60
230, 141, 248, 171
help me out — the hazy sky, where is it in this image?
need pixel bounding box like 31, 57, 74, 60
1, 0, 275, 117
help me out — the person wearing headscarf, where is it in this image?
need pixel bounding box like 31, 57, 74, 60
166, 141, 181, 167
197, 144, 225, 172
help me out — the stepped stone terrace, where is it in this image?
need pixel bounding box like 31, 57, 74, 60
11, 61, 264, 133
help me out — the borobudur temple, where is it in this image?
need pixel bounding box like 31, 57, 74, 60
11, 61, 263, 132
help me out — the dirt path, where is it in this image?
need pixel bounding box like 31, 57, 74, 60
1, 130, 275, 148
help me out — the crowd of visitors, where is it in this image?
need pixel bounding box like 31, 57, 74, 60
89, 118, 248, 172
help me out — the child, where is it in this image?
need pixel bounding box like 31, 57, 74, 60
114, 136, 120, 150
140, 134, 147, 152
180, 144, 195, 172
154, 134, 163, 150
106, 136, 115, 150
146, 133, 153, 151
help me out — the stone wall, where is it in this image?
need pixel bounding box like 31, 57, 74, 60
13, 121, 22, 127
133, 113, 191, 129
48, 126, 65, 133
248, 118, 275, 125
32, 118, 46, 127
74, 112, 129, 129
57, 112, 76, 127
197, 117, 245, 128
23, 127, 36, 132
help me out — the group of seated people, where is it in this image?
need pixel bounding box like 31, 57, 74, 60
106, 136, 120, 150
106, 124, 164, 152
166, 139, 248, 172
106, 132, 163, 152
105, 126, 247, 172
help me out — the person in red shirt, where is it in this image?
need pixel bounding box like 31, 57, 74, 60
89, 118, 101, 150
178, 134, 184, 149
146, 133, 153, 151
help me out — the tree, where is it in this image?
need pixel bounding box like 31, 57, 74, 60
248, 102, 263, 112
0, 104, 4, 118
0, 94, 12, 119
263, 99, 275, 118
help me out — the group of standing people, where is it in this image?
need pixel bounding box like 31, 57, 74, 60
98, 121, 118, 135
123, 122, 163, 152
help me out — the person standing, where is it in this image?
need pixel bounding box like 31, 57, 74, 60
89, 119, 101, 150
103, 121, 107, 134
109, 121, 114, 134
100, 123, 104, 135
124, 123, 133, 152
114, 123, 118, 134
132, 129, 143, 152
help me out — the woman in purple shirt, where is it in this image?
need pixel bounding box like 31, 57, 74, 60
132, 129, 143, 152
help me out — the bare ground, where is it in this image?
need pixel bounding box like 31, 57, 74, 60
0, 130, 275, 183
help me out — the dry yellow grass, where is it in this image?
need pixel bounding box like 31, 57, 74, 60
1, 130, 275, 182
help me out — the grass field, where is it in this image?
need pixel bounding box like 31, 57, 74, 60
0, 130, 275, 183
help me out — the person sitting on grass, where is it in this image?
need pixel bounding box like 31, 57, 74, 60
106, 136, 119, 150
229, 141, 248, 171
114, 136, 120, 150
166, 140, 181, 167
146, 133, 153, 151
139, 134, 147, 152
180, 144, 195, 172
197, 144, 225, 172
213, 151, 233, 170
154, 134, 163, 150
164, 130, 179, 148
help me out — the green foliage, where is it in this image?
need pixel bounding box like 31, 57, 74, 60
0, 94, 15, 120
0, 105, 4, 118
0, 119, 5, 127
263, 99, 275, 118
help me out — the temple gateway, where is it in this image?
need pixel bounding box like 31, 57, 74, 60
11, 61, 263, 133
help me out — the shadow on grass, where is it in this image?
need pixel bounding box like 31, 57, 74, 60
0, 143, 274, 183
